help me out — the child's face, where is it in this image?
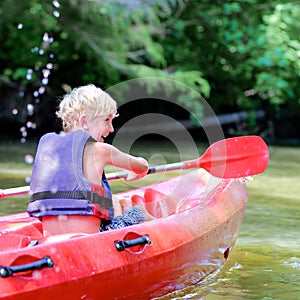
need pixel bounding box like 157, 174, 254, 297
86, 114, 114, 142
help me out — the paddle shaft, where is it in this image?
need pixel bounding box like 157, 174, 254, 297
0, 162, 190, 198
106, 162, 185, 180
0, 186, 30, 199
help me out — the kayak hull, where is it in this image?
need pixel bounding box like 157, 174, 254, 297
0, 170, 248, 299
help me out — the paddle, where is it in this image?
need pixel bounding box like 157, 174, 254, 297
0, 136, 269, 199
107, 136, 269, 180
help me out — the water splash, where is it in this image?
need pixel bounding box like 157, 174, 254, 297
11, 1, 62, 185
12, 1, 61, 144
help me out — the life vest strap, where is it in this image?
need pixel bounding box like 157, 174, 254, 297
30, 191, 113, 210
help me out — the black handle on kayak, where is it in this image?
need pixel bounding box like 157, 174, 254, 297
114, 235, 151, 252
0, 256, 54, 278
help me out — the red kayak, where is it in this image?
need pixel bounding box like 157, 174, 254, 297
0, 169, 248, 299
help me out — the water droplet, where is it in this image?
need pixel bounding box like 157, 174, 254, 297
39, 87, 46, 94
50, 247, 57, 254
53, 10, 60, 18
27, 104, 34, 115
31, 47, 39, 53
12, 108, 18, 115
58, 215, 68, 222
33, 90, 39, 97
39, 49, 45, 55
43, 32, 49, 42
26, 73, 32, 80
32, 270, 41, 279
52, 0, 61, 8
50, 187, 58, 194
24, 154, 33, 165
42, 69, 51, 78
42, 78, 49, 85
54, 266, 61, 272
46, 63, 53, 69
17, 23, 23, 30
40, 205, 47, 213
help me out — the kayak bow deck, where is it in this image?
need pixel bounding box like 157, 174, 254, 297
0, 169, 248, 300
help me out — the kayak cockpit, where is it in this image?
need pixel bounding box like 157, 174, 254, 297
0, 170, 245, 252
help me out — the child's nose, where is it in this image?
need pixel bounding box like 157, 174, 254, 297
109, 123, 114, 132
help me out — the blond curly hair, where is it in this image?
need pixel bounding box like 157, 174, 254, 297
56, 84, 118, 132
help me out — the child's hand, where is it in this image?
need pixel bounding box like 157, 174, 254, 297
123, 157, 149, 182
123, 171, 145, 182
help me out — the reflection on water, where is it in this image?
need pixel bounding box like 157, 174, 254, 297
160, 245, 300, 300
159, 196, 300, 300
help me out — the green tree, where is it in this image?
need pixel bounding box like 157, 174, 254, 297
1, 0, 300, 139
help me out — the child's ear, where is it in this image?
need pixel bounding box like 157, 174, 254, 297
79, 115, 88, 130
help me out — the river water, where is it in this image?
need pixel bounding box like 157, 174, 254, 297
0, 143, 299, 299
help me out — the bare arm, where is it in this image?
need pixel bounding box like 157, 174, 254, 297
94, 142, 148, 178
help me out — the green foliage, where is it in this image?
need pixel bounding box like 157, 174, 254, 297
254, 4, 300, 106
1, 0, 300, 135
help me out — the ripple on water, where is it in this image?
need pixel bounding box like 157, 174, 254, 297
283, 256, 300, 270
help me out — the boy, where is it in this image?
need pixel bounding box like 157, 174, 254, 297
27, 84, 150, 236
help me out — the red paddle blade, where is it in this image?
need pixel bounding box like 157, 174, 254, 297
199, 136, 269, 178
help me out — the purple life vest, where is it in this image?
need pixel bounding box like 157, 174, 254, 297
27, 130, 113, 219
